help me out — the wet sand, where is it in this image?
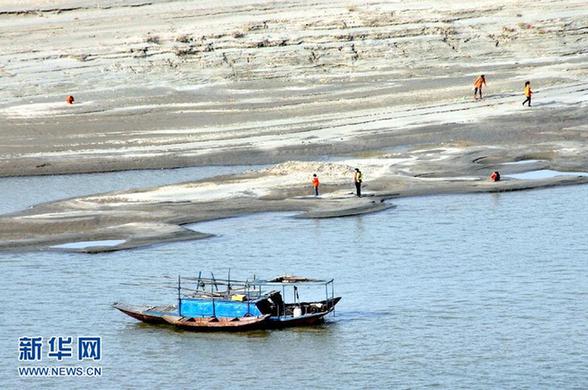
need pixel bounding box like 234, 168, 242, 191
0, 0, 587, 251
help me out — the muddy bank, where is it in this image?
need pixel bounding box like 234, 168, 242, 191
0, 0, 587, 177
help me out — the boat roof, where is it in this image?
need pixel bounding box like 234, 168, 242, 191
266, 275, 325, 283
180, 274, 333, 287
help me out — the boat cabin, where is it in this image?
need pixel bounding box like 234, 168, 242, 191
176, 273, 338, 320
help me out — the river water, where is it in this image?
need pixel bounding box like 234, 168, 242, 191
0, 168, 587, 389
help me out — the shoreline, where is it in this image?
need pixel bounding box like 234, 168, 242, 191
1, 156, 587, 253
1, 101, 587, 178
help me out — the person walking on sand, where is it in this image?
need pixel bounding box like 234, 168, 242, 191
312, 173, 320, 196
353, 168, 363, 197
473, 75, 486, 100
522, 81, 533, 107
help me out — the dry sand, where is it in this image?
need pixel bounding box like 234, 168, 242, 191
0, 0, 587, 251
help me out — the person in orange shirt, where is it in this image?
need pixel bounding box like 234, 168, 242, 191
473, 75, 486, 100
312, 173, 320, 196
522, 81, 533, 107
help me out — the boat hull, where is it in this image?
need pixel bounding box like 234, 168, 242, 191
162, 314, 270, 332
267, 311, 329, 328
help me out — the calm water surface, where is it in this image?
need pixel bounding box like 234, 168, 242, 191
0, 165, 262, 215
0, 170, 587, 389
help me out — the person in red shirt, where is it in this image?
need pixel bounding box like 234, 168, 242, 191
490, 171, 501, 182
312, 174, 320, 196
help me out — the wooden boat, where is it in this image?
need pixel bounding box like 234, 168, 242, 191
113, 302, 270, 332
115, 272, 341, 331
161, 314, 270, 331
